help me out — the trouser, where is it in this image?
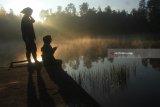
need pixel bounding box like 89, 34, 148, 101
24, 40, 37, 62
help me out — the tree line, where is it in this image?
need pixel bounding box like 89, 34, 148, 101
0, 0, 160, 40
41, 0, 160, 37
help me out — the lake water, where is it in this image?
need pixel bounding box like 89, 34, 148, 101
0, 38, 160, 107
58, 38, 160, 107
63, 56, 160, 107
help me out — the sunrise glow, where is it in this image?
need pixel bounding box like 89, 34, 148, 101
3, 0, 140, 22
5, 0, 44, 21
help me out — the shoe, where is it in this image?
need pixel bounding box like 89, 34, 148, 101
28, 60, 32, 64
35, 60, 40, 64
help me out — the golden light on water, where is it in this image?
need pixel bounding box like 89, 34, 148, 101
18, 38, 145, 63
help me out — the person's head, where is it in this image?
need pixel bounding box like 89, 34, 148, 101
43, 35, 52, 44
21, 7, 33, 16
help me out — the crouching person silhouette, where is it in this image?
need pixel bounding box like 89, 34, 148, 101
41, 35, 58, 66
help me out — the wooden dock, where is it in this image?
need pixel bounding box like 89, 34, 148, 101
0, 61, 101, 107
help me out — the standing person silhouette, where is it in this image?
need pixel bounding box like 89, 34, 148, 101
21, 7, 38, 63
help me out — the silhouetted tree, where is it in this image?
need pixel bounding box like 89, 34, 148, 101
0, 6, 6, 16
65, 3, 76, 16
39, 9, 50, 21
104, 6, 112, 15
57, 6, 62, 13
147, 0, 160, 32
139, 0, 146, 10
129, 0, 147, 32
79, 2, 89, 16
9, 9, 14, 16
138, 0, 147, 18
138, 0, 147, 31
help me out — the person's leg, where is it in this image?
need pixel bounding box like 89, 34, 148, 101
25, 41, 32, 63
32, 51, 38, 62
26, 51, 31, 63
31, 41, 38, 62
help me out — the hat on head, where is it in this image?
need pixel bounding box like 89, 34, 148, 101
21, 7, 33, 14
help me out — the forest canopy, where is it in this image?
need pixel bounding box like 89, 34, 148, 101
0, 0, 160, 40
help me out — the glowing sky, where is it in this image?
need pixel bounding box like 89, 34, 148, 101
0, 0, 140, 21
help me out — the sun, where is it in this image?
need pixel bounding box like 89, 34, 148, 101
6, 0, 44, 21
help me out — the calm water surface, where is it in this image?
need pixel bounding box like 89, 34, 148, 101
63, 57, 160, 107
57, 38, 160, 107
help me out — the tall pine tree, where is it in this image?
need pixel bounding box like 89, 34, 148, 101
147, 0, 160, 31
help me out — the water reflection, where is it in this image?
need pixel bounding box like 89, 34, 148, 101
64, 56, 160, 107
142, 58, 160, 71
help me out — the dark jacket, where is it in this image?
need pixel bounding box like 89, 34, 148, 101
41, 44, 57, 65
21, 15, 35, 41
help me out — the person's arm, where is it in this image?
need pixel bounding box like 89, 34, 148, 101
30, 16, 35, 23
52, 47, 58, 54
29, 16, 36, 40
